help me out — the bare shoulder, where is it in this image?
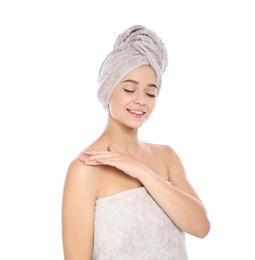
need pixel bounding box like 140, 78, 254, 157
146, 142, 180, 163
63, 156, 101, 200
145, 142, 186, 180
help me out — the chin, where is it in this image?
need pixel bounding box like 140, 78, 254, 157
126, 121, 145, 129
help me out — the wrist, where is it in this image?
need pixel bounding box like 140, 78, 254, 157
137, 166, 157, 185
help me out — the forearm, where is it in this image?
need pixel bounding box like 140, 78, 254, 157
138, 169, 210, 238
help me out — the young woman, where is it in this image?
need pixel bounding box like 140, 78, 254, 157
62, 25, 210, 259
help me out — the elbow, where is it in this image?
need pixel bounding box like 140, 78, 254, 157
193, 219, 211, 238
196, 226, 210, 239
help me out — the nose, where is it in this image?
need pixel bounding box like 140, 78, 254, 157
133, 91, 146, 106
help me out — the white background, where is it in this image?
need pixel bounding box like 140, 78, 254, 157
1, 0, 255, 259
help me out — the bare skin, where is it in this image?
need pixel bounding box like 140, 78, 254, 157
62, 66, 210, 260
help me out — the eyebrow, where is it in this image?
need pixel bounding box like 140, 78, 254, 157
121, 79, 158, 88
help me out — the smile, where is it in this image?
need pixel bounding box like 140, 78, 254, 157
127, 109, 146, 118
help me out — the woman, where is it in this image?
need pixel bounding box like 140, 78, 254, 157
62, 25, 210, 259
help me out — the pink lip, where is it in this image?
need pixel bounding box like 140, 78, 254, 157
127, 109, 146, 118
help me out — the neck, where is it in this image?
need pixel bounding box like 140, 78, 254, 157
99, 117, 143, 155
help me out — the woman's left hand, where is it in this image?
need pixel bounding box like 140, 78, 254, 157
79, 144, 150, 179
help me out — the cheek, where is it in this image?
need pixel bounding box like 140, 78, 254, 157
148, 98, 157, 110
108, 93, 124, 115
109, 91, 130, 108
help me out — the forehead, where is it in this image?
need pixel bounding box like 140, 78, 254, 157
122, 65, 157, 83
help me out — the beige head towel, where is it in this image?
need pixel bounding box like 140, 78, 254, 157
98, 25, 168, 110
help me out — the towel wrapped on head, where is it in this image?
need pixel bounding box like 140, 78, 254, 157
97, 25, 168, 110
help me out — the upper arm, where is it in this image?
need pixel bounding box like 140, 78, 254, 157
62, 159, 99, 260
166, 146, 202, 202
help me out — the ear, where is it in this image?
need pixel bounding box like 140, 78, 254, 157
108, 144, 116, 152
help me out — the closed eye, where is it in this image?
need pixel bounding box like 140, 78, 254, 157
146, 93, 156, 97
124, 89, 135, 93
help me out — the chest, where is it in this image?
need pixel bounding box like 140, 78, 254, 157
97, 151, 169, 199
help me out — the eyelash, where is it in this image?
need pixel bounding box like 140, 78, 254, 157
124, 89, 156, 97
147, 93, 156, 97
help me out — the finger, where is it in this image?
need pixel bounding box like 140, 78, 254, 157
81, 153, 119, 163
83, 160, 104, 166
82, 150, 110, 155
83, 157, 111, 166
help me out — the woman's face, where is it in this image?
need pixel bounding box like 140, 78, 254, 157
108, 65, 158, 129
